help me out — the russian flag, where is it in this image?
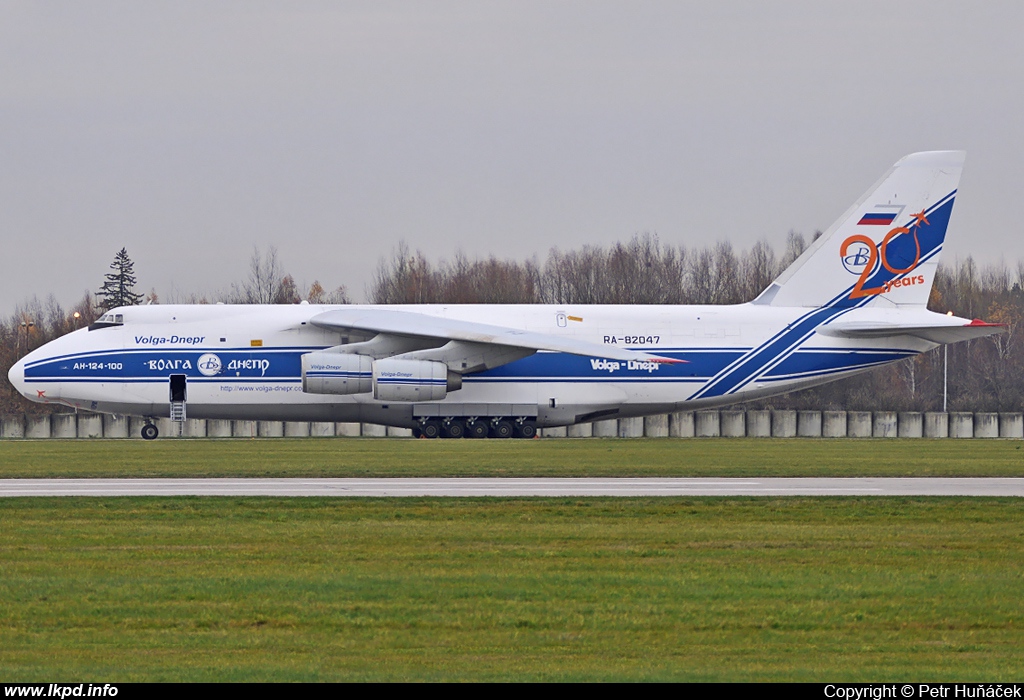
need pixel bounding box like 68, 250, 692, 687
857, 204, 904, 226
857, 212, 897, 226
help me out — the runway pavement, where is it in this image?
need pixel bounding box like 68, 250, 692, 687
0, 477, 1022, 497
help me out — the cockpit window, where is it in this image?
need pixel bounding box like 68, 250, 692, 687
88, 313, 126, 331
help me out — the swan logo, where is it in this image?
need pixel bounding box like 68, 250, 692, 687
197, 353, 223, 377
841, 242, 872, 275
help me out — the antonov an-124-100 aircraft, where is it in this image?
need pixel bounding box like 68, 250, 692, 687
8, 151, 1005, 439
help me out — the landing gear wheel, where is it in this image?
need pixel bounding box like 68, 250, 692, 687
514, 421, 537, 439
490, 420, 514, 439
412, 427, 423, 439
141, 423, 159, 441
443, 420, 465, 439
421, 421, 442, 439
467, 420, 489, 439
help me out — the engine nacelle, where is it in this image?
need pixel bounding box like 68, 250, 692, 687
372, 358, 460, 401
301, 352, 372, 395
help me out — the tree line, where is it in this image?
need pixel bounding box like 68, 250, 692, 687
2, 234, 1022, 415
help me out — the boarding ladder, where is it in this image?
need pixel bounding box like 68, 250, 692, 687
170, 400, 186, 422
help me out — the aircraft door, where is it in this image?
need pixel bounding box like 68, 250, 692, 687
169, 374, 187, 422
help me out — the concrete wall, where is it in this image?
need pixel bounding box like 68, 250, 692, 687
695, 411, 720, 437
5, 410, 1024, 439
898, 412, 923, 438
822, 411, 846, 438
873, 412, 897, 438
949, 412, 974, 439
974, 413, 999, 438
643, 415, 669, 438
720, 411, 745, 437
924, 412, 948, 438
567, 423, 593, 438
771, 410, 796, 438
847, 411, 872, 438
797, 411, 821, 437
746, 410, 771, 437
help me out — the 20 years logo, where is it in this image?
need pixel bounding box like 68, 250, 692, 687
840, 209, 929, 299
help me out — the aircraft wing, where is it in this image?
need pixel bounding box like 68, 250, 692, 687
308, 308, 683, 365
821, 318, 1005, 344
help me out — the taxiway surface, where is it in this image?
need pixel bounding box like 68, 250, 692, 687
0, 478, 1021, 497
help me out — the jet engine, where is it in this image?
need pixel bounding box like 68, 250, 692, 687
372, 358, 461, 401
301, 352, 372, 395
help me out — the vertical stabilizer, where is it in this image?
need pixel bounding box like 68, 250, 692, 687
756, 151, 965, 309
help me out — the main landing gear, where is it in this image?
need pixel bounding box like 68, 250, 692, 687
414, 417, 537, 439
141, 422, 159, 441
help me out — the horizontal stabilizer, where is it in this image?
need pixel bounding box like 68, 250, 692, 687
310, 308, 684, 364
821, 319, 1005, 344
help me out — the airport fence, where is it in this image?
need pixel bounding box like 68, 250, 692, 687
0, 410, 1022, 439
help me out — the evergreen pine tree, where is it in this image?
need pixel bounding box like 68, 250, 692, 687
97, 248, 144, 311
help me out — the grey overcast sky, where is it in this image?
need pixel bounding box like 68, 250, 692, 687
2, 1, 1022, 310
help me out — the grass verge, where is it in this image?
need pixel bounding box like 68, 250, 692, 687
1, 437, 1024, 478
0, 497, 1021, 681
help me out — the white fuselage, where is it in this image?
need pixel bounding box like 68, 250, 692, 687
10, 303, 940, 428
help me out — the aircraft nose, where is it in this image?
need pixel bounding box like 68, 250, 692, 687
7, 357, 27, 396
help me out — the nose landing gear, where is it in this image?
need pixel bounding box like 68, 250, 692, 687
141, 422, 159, 441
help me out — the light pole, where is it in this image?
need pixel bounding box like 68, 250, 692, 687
18, 320, 34, 357
943, 344, 948, 413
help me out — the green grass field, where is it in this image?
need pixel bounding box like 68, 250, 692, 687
1, 437, 1023, 478
0, 439, 1021, 681
0, 497, 1021, 681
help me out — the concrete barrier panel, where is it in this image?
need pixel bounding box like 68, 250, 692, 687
284, 421, 310, 437
207, 420, 233, 438
746, 410, 771, 437
847, 411, 872, 438
949, 412, 974, 439
797, 411, 822, 437
897, 412, 923, 438
924, 412, 948, 438
822, 411, 847, 438
361, 423, 387, 437
999, 413, 1024, 439
644, 415, 669, 438
335, 422, 361, 437
129, 416, 147, 439
26, 415, 51, 439
618, 417, 644, 438
181, 419, 206, 438
974, 412, 999, 438
541, 426, 568, 438
873, 412, 898, 438
593, 419, 618, 437
310, 422, 336, 437
257, 421, 284, 438
157, 417, 181, 438
78, 414, 103, 438
695, 411, 720, 437
2, 416, 25, 439
233, 420, 257, 438
103, 415, 129, 438
669, 412, 695, 438
771, 410, 796, 438
720, 411, 746, 437
51, 414, 77, 438
387, 426, 413, 437
567, 423, 593, 438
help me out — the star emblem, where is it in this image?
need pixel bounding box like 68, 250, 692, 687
36, 390, 46, 398
910, 209, 930, 227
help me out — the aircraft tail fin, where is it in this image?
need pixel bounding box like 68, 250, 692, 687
755, 151, 965, 309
